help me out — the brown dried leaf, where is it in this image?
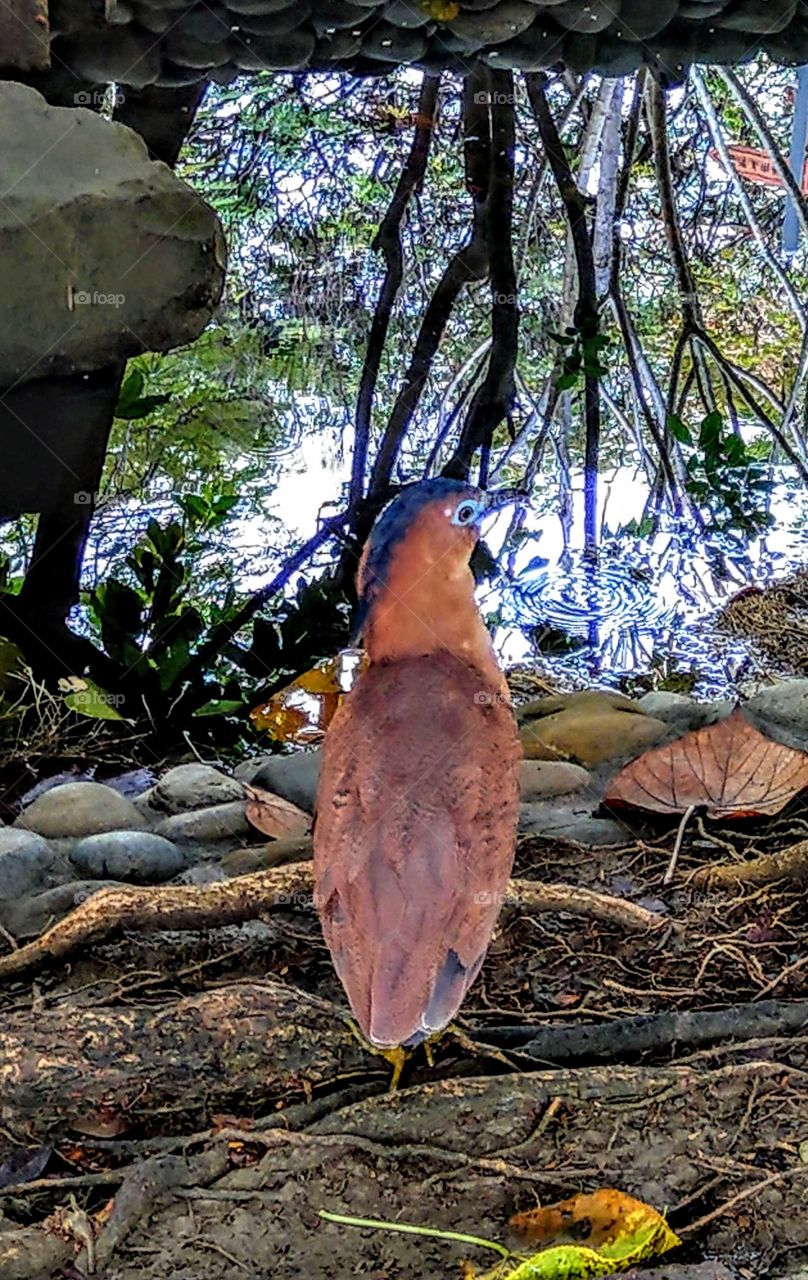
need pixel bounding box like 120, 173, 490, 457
243, 783, 311, 839
605, 708, 808, 819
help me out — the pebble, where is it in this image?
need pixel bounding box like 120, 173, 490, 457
150, 763, 244, 815
744, 679, 808, 750
247, 751, 321, 814
0, 880, 122, 939
155, 800, 250, 844
70, 830, 185, 883
519, 760, 590, 800
0, 829, 72, 901
519, 799, 629, 846
637, 691, 732, 734
519, 691, 667, 768
15, 782, 146, 839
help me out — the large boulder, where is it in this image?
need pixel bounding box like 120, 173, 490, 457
0, 82, 225, 387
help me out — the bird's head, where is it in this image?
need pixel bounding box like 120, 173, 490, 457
354, 478, 522, 649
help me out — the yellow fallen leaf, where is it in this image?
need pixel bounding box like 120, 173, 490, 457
250, 654, 367, 744
500, 1189, 680, 1280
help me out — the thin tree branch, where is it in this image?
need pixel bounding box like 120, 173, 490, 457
350, 74, 440, 507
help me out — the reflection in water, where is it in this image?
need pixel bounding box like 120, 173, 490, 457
489, 466, 808, 697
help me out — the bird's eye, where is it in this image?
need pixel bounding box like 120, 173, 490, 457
452, 500, 480, 527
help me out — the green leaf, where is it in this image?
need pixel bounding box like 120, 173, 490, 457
556, 371, 578, 391
63, 680, 126, 721
115, 394, 171, 421
193, 698, 245, 716
666, 414, 692, 445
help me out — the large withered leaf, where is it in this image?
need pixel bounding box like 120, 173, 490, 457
605, 708, 808, 819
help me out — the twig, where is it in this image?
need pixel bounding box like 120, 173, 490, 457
525, 72, 600, 558
664, 803, 697, 887
680, 1164, 808, 1237
351, 73, 440, 506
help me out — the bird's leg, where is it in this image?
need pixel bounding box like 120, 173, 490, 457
345, 1018, 409, 1090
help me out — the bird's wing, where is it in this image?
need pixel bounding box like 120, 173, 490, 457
313, 650, 520, 1047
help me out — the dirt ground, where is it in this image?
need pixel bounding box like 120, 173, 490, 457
0, 817, 806, 1280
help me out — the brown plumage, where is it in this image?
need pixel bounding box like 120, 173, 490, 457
313, 479, 521, 1048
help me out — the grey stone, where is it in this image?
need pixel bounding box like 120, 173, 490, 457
151, 763, 244, 815
382, 0, 431, 27
0, 880, 123, 939
232, 29, 315, 66
0, 829, 72, 901
174, 4, 233, 40
519, 760, 590, 800
155, 800, 250, 844
613, 0, 677, 37
636, 692, 732, 734
448, 0, 537, 44
249, 751, 321, 814
0, 82, 225, 387
163, 32, 229, 66
71, 830, 184, 883
744, 679, 808, 749
519, 799, 631, 846
554, 0, 619, 30
16, 782, 146, 839
361, 21, 426, 59
236, 3, 311, 33
66, 30, 162, 86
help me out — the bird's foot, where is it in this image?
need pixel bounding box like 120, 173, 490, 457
345, 1019, 409, 1090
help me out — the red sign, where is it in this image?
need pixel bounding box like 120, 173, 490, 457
709, 143, 808, 195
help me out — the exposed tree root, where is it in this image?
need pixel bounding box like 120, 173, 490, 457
473, 998, 808, 1063
0, 865, 665, 983
0, 980, 370, 1150
691, 838, 808, 888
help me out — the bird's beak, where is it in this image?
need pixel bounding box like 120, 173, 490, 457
483, 486, 529, 511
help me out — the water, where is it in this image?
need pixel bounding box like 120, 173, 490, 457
485, 465, 808, 698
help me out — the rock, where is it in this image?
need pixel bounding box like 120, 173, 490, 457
0, 829, 72, 901
519, 691, 667, 768
155, 800, 250, 845
447, 0, 538, 44
744, 679, 808, 750
0, 880, 123, 939
70, 831, 184, 883
519, 799, 629, 846
519, 760, 590, 800
636, 692, 732, 734
15, 782, 145, 839
221, 835, 314, 876
0, 82, 225, 387
151, 763, 244, 815
248, 751, 321, 814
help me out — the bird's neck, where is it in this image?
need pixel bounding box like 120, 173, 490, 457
362, 559, 505, 692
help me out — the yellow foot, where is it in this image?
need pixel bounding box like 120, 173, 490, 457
345, 1019, 409, 1090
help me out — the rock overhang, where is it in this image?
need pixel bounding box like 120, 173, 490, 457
0, 0, 805, 87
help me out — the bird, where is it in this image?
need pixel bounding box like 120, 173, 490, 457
313, 477, 522, 1056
